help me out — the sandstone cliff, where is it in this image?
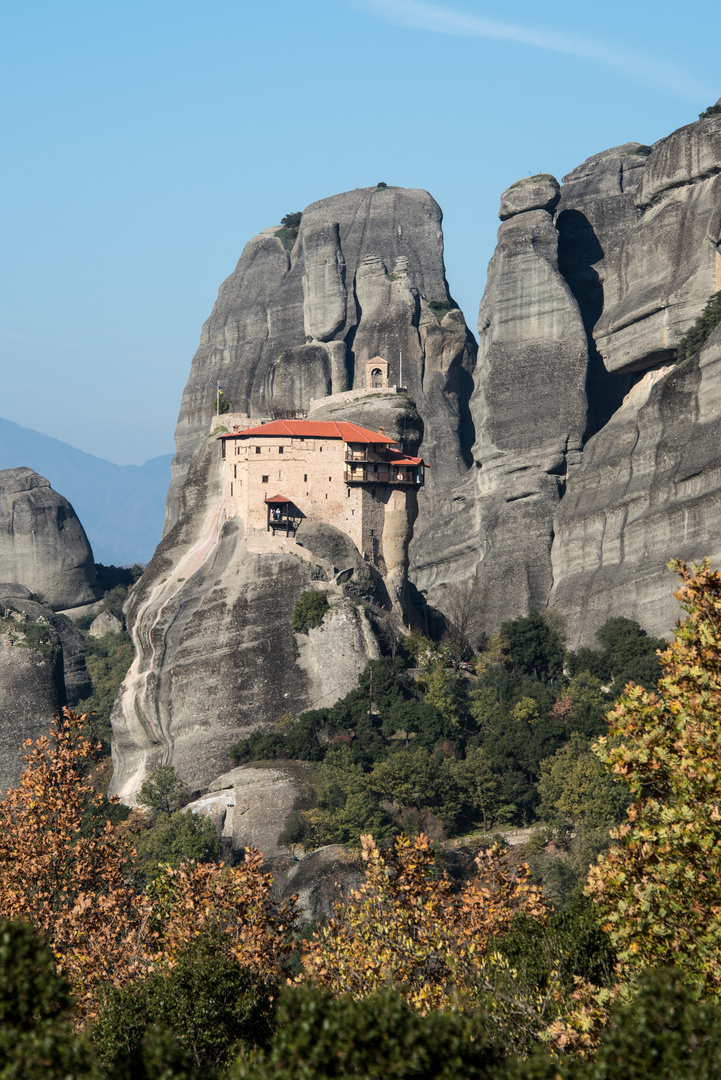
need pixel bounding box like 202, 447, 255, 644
0, 468, 98, 611
416, 104, 721, 646
165, 187, 476, 535
110, 433, 384, 799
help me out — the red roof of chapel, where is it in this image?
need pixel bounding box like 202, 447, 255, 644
217, 419, 397, 444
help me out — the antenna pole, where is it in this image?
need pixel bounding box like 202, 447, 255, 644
399, 349, 403, 389
216, 380, 220, 416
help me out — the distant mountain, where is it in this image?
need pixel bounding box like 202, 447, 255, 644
0, 418, 172, 565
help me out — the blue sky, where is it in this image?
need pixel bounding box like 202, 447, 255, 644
1, 0, 717, 465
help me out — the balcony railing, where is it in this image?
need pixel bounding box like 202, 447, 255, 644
344, 465, 423, 486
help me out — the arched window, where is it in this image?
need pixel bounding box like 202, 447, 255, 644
371, 368, 383, 388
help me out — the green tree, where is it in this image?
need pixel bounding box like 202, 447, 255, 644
135, 810, 221, 882
290, 591, 329, 633
501, 611, 565, 685
567, 616, 665, 694
138, 765, 185, 816
227, 984, 504, 1080
588, 560, 721, 992
537, 733, 629, 829
92, 935, 276, 1075
0, 919, 92, 1080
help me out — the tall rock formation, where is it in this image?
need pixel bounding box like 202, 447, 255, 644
110, 432, 384, 799
414, 104, 721, 646
110, 186, 478, 800
0, 468, 98, 611
165, 187, 476, 535
412, 174, 590, 627
0, 585, 70, 792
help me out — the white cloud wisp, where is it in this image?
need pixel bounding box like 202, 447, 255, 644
354, 0, 712, 101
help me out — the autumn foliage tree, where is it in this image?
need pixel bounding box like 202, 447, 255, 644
304, 833, 546, 1016
588, 560, 721, 992
0, 709, 298, 1019
0, 709, 147, 1010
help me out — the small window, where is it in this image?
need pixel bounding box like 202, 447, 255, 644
304, 474, 307, 483
221, 442, 226, 460
347, 489, 350, 498
329, 476, 332, 482
278, 446, 284, 454
233, 465, 237, 478
255, 446, 261, 455
230, 482, 233, 496
319, 446, 322, 452
325, 493, 328, 499
262, 474, 269, 483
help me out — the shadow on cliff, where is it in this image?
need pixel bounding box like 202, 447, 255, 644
556, 208, 631, 438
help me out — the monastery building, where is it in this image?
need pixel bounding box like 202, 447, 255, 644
218, 418, 426, 566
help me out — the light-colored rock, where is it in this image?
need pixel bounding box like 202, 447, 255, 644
0, 589, 90, 706
296, 599, 381, 710
499, 175, 560, 220
550, 325, 721, 646
185, 762, 312, 858
266, 845, 364, 923
109, 438, 386, 802
412, 190, 589, 632
0, 616, 64, 793
0, 468, 98, 611
88, 610, 123, 637
594, 116, 721, 374
164, 187, 476, 539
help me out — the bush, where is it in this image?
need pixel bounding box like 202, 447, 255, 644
138, 764, 186, 816
275, 211, 302, 251
92, 936, 276, 1075
227, 983, 504, 1079
428, 299, 456, 323
135, 811, 221, 882
0, 919, 91, 1079
77, 630, 135, 750
290, 590, 329, 633
676, 290, 721, 363
699, 102, 721, 120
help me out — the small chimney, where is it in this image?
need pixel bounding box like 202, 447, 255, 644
379, 426, 386, 435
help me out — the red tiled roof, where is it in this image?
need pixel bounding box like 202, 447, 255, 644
264, 494, 293, 504
218, 419, 397, 444
387, 449, 429, 468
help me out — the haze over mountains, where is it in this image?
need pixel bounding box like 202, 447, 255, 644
0, 418, 171, 565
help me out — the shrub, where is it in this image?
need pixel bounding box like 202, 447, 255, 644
92, 935, 276, 1075
676, 290, 721, 363
227, 983, 504, 1080
137, 764, 186, 816
699, 102, 721, 120
0, 919, 91, 1079
428, 299, 456, 323
275, 211, 302, 251
78, 630, 135, 748
135, 810, 221, 882
290, 590, 329, 633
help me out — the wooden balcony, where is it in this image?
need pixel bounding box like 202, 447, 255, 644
344, 464, 423, 486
